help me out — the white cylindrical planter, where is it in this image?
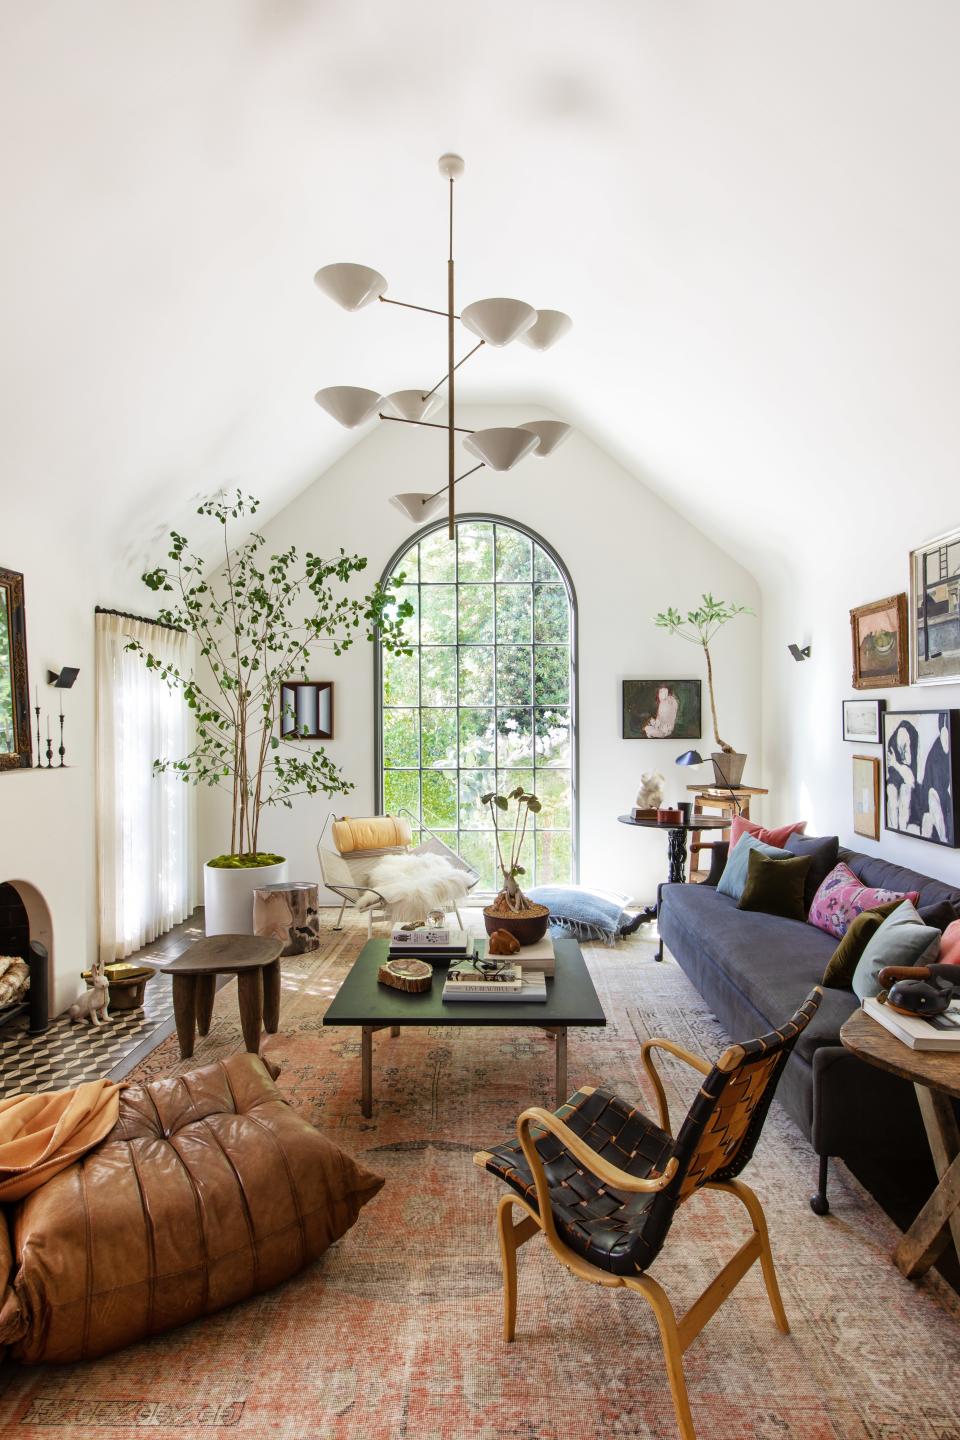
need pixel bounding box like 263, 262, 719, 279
203, 860, 288, 937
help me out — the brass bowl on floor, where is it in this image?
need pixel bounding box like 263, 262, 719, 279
482, 904, 550, 947
82, 963, 157, 1011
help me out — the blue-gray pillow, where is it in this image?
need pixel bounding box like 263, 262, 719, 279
526, 885, 629, 945
716, 833, 792, 902
785, 832, 840, 913
851, 899, 941, 1001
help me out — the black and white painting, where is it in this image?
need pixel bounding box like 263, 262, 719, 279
883, 708, 960, 847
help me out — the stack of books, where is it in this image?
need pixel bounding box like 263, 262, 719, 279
388, 927, 471, 962
473, 935, 556, 977
863, 995, 960, 1051
442, 960, 547, 1003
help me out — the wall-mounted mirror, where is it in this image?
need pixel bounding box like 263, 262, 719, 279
279, 680, 334, 740
0, 568, 32, 770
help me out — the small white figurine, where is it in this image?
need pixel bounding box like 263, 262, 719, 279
636, 771, 666, 810
69, 958, 110, 1026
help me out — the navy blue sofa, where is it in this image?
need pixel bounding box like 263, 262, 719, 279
658, 846, 960, 1212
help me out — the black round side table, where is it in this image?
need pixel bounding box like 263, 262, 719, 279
617, 814, 730, 956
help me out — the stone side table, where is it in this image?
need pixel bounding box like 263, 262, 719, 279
253, 881, 321, 956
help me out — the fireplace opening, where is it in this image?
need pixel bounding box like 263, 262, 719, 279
0, 880, 51, 1033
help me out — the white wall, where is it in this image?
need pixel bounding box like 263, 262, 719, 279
199, 406, 761, 905
761, 513, 960, 888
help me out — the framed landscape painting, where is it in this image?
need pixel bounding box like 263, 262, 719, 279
882, 708, 960, 848
622, 679, 701, 740
852, 754, 880, 840
842, 698, 885, 744
850, 594, 909, 690
910, 527, 960, 685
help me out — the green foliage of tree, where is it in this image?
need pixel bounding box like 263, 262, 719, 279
653, 592, 753, 753
128, 490, 412, 857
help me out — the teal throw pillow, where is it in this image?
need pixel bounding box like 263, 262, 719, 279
717, 833, 792, 902
851, 899, 942, 1001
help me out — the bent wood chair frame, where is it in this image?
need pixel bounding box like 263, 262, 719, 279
475, 990, 821, 1440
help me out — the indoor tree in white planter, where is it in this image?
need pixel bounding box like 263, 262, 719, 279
129, 491, 411, 934
653, 593, 753, 786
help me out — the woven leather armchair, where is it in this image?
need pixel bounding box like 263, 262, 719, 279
475, 988, 822, 1440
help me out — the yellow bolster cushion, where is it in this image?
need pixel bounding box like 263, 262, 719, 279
331, 816, 412, 855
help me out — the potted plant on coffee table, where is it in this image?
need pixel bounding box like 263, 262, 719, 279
480, 786, 550, 946
129, 490, 411, 935
653, 592, 753, 787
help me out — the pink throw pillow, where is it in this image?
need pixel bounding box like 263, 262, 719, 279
939, 919, 960, 964
808, 862, 919, 941
729, 816, 807, 851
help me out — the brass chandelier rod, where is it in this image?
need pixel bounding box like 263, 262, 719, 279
447, 175, 456, 537
420, 339, 485, 403
423, 462, 485, 505
378, 296, 461, 321
379, 413, 474, 434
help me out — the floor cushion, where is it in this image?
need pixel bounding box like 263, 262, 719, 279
0, 1053, 383, 1363
525, 885, 630, 943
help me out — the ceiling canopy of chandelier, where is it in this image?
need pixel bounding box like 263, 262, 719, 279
313, 153, 572, 538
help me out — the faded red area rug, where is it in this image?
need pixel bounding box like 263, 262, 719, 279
1, 919, 958, 1440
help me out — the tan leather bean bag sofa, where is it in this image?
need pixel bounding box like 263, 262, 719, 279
0, 1053, 383, 1363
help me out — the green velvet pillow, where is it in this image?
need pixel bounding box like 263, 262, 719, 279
821, 901, 902, 990
737, 848, 811, 922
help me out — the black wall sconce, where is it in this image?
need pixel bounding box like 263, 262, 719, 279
787, 644, 812, 663
47, 667, 80, 688
36, 666, 79, 767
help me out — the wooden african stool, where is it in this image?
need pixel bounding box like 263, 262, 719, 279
166, 935, 285, 1059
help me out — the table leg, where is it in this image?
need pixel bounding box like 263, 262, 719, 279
172, 974, 198, 1059
894, 1084, 960, 1278
361, 1026, 374, 1117
390, 1026, 400, 1038
236, 969, 264, 1054
262, 960, 281, 1034
195, 973, 216, 1037
666, 828, 688, 884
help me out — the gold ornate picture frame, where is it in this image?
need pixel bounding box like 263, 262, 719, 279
0, 567, 33, 770
849, 593, 908, 690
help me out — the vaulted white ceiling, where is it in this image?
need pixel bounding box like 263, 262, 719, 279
3, 1, 959, 586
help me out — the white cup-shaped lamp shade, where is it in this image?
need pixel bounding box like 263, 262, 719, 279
382, 390, 444, 423
314, 386, 383, 428
463, 426, 539, 472
313, 263, 387, 311
518, 420, 573, 456
519, 309, 573, 351
460, 297, 537, 347
390, 491, 448, 522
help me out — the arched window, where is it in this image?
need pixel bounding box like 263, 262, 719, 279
376, 516, 578, 891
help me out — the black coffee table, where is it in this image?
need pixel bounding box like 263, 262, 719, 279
323, 937, 606, 1117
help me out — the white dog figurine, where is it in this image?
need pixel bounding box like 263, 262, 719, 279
69, 959, 110, 1026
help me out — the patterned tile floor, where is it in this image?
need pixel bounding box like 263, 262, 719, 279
0, 912, 206, 1098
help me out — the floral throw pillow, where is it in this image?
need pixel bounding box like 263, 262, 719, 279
807, 862, 919, 941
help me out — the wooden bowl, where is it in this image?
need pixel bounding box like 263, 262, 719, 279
482, 904, 550, 947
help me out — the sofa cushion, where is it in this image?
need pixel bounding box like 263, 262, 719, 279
940, 919, 960, 964
808, 862, 919, 940
821, 901, 902, 989
785, 833, 840, 912
918, 898, 960, 932
1, 1053, 384, 1364
738, 848, 810, 922
851, 900, 941, 1000
837, 848, 960, 913
717, 833, 791, 901
730, 816, 807, 850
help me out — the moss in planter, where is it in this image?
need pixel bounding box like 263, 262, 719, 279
206, 853, 286, 869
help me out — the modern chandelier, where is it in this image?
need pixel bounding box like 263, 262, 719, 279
313, 153, 573, 539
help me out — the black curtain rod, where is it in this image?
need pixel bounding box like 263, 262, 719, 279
94, 605, 186, 635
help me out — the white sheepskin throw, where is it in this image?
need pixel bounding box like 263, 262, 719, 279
367, 852, 470, 922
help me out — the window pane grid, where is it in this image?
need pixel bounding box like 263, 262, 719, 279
379, 521, 574, 888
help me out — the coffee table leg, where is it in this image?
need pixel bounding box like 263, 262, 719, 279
172, 974, 197, 1059
195, 973, 216, 1037
263, 960, 281, 1034
894, 1084, 960, 1278
390, 1025, 400, 1038
237, 969, 264, 1054
554, 1027, 568, 1105
361, 1026, 374, 1117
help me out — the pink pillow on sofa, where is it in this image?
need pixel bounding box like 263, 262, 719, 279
939, 919, 960, 964
729, 816, 807, 850
808, 861, 919, 941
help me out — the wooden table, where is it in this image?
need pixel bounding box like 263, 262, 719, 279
165, 935, 285, 1059
617, 815, 730, 948
841, 1008, 960, 1278
323, 937, 606, 1118
687, 785, 769, 878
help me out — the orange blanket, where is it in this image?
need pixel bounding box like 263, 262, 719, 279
0, 1080, 120, 1201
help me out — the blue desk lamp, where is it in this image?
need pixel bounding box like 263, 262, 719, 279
675, 750, 743, 817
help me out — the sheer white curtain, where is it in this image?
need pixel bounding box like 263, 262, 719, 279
96, 612, 197, 962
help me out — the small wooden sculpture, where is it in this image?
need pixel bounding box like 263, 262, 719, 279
377, 957, 433, 993
69, 957, 110, 1026
487, 929, 521, 957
